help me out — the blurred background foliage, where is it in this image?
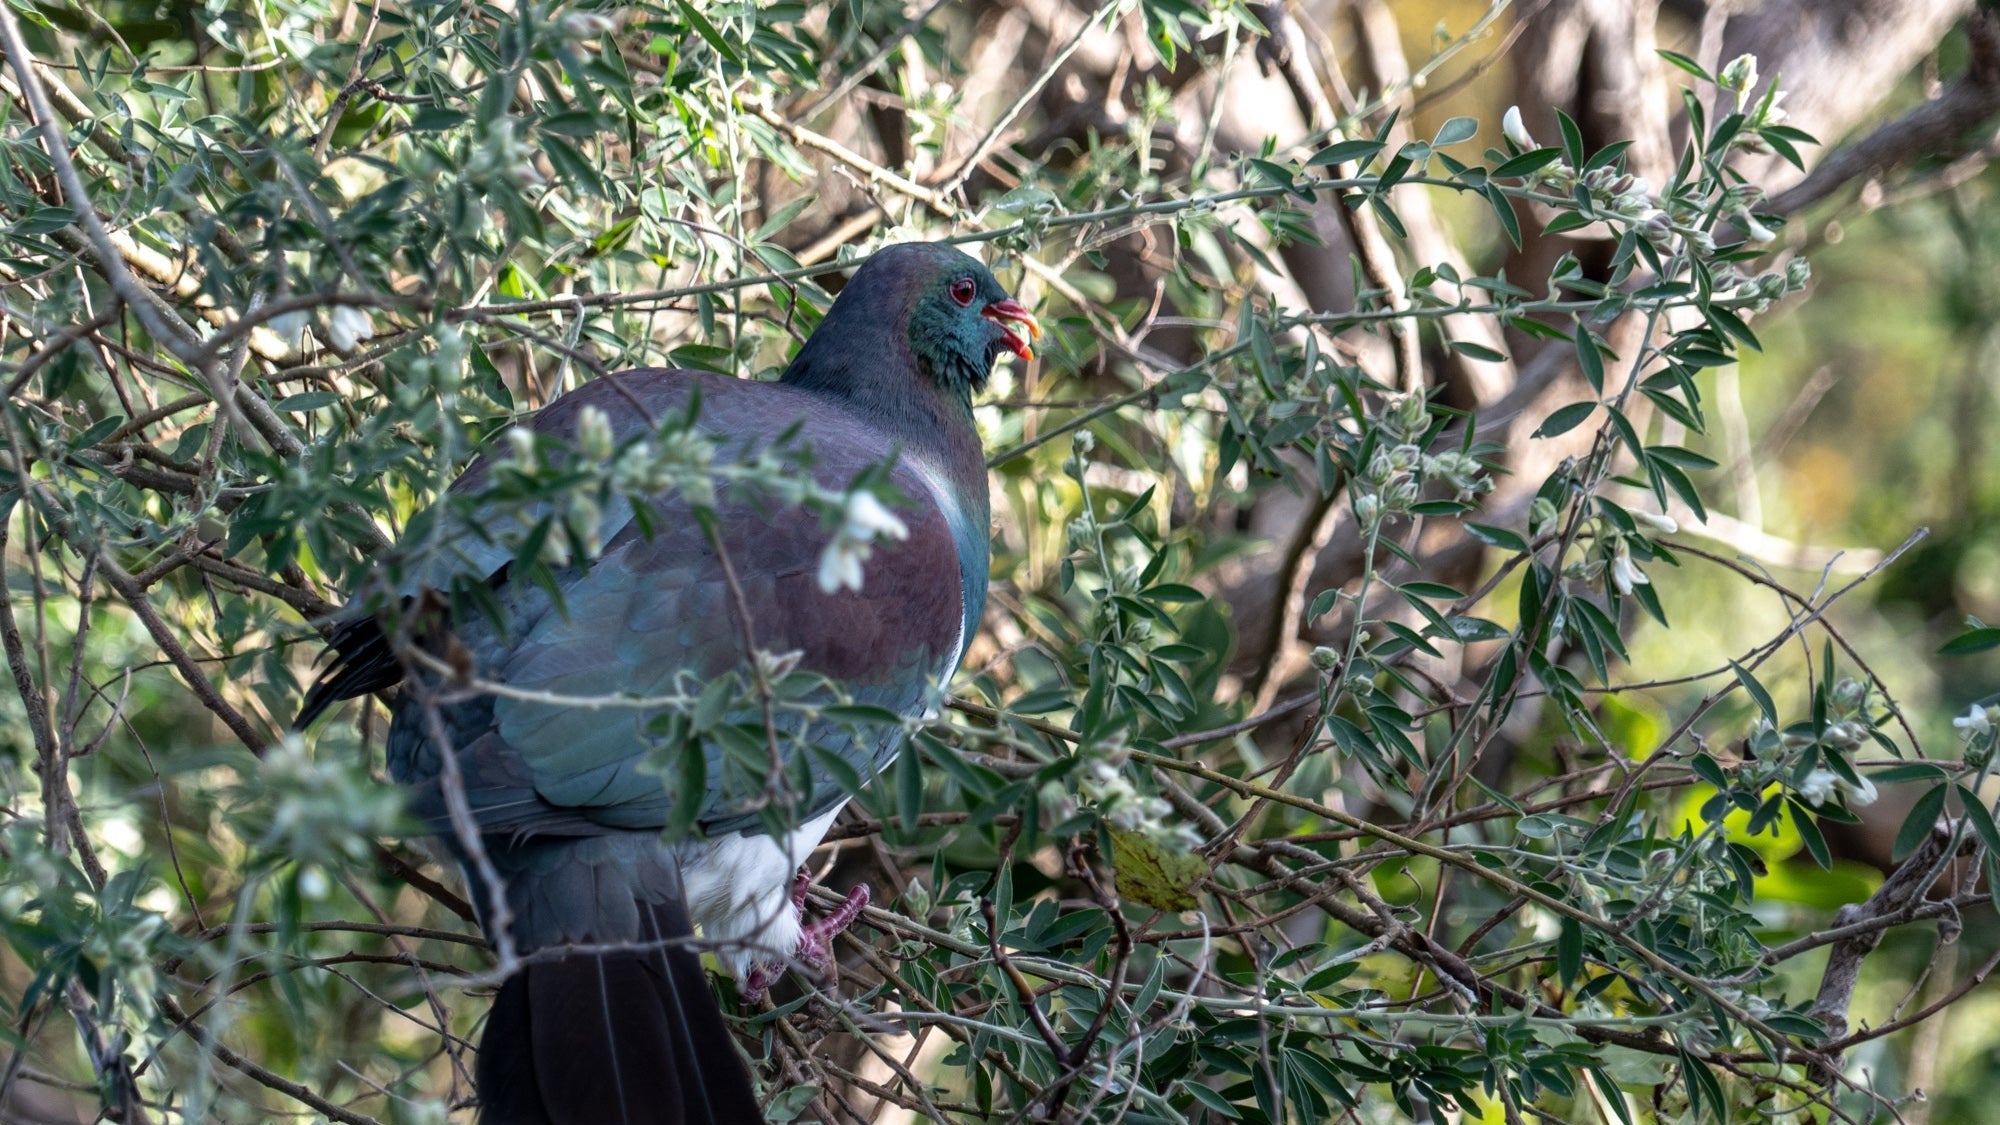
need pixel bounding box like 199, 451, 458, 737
2, 0, 2000, 1122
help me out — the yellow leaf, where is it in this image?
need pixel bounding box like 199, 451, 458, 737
1108, 828, 1208, 912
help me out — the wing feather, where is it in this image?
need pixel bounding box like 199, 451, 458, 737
381, 369, 970, 842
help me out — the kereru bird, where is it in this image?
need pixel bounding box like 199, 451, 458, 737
295, 242, 1038, 1125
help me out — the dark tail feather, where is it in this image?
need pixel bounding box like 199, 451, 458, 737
294, 615, 402, 729
476, 901, 765, 1125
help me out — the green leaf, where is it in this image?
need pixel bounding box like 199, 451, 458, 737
897, 740, 925, 833
1729, 660, 1777, 725
1892, 784, 1947, 861
674, 0, 744, 66
1305, 138, 1384, 167
408, 107, 468, 131
1535, 400, 1597, 438
1956, 785, 2000, 859
1398, 581, 1464, 600
1445, 616, 1511, 642
11, 205, 76, 236
1491, 148, 1563, 178
1483, 182, 1522, 248
273, 392, 340, 413
1656, 50, 1713, 82
986, 186, 1056, 218
1688, 754, 1725, 790
1870, 763, 1948, 784
1555, 108, 1585, 167
1940, 627, 2000, 655
1183, 1081, 1242, 1118
1647, 445, 1719, 471
496, 262, 532, 300
1761, 1013, 1828, 1040
1789, 799, 1831, 869
1679, 1048, 1726, 1123
1432, 116, 1477, 146
1447, 339, 1508, 362
1465, 523, 1528, 552
67, 415, 124, 450
1557, 916, 1584, 987
1575, 323, 1605, 393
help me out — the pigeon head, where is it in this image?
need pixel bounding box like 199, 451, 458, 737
786, 243, 1040, 407
890, 244, 1040, 394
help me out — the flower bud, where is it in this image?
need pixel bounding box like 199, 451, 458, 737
1631, 510, 1679, 535
576, 404, 615, 461
1719, 54, 1759, 92
1530, 497, 1558, 535
1830, 678, 1867, 715
505, 427, 537, 466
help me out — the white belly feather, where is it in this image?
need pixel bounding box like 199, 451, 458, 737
679, 802, 845, 978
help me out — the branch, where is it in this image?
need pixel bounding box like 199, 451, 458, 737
1807, 818, 1978, 1063
154, 995, 385, 1125
1767, 11, 2000, 217
0, 10, 210, 373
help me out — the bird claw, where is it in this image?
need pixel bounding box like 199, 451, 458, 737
740, 874, 870, 1002
798, 882, 869, 976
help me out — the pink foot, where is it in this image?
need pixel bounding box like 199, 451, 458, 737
797, 882, 869, 975
740, 872, 870, 1001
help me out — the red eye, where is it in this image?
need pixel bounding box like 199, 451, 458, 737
949, 278, 976, 306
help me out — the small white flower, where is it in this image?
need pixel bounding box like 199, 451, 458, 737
1631, 510, 1679, 535
1954, 705, 1993, 739
1837, 774, 1879, 808
1741, 211, 1777, 243
268, 310, 310, 344
1797, 769, 1838, 807
1609, 542, 1649, 595
1502, 105, 1535, 150
817, 544, 865, 594
843, 491, 909, 541
1759, 90, 1789, 127
815, 490, 911, 593
327, 305, 374, 352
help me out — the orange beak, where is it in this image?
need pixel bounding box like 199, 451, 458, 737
982, 299, 1042, 362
